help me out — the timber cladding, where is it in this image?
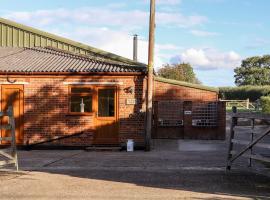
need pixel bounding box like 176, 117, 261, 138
0, 75, 146, 146
0, 17, 143, 66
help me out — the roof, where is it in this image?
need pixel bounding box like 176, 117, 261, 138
155, 76, 219, 93
0, 17, 146, 67
0, 47, 146, 74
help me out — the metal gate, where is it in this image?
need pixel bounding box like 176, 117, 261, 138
153, 101, 225, 139
153, 101, 184, 139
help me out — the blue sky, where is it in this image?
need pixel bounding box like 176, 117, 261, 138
1, 0, 270, 86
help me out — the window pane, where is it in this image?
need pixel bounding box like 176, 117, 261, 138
71, 87, 92, 94
98, 89, 115, 117
70, 96, 92, 112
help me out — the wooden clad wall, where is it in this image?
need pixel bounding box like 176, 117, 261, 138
0, 22, 87, 54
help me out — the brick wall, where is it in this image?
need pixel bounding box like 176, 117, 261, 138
0, 75, 146, 146
153, 80, 225, 140
0, 76, 223, 147
154, 81, 218, 101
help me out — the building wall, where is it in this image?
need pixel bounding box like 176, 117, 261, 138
0, 76, 224, 147
0, 75, 146, 146
154, 81, 218, 101
153, 80, 225, 140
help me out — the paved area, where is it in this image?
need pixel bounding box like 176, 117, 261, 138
0, 139, 270, 200
0, 117, 270, 199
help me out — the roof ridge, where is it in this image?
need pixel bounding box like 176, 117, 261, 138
0, 17, 147, 67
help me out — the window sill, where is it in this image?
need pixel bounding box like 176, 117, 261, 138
66, 112, 94, 116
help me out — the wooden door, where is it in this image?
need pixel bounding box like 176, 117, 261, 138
94, 86, 119, 144
1, 85, 24, 145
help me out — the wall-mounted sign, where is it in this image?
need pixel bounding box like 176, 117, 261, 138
126, 98, 137, 105
184, 111, 192, 115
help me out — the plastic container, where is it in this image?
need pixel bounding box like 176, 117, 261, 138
127, 139, 134, 152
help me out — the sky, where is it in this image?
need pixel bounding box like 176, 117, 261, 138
0, 0, 270, 86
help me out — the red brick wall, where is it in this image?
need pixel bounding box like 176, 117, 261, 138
0, 76, 222, 147
0, 75, 146, 146
154, 81, 218, 101
153, 81, 225, 140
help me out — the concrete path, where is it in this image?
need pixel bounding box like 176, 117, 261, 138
0, 139, 270, 200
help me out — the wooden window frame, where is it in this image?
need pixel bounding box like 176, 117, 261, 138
97, 87, 116, 119
68, 85, 94, 116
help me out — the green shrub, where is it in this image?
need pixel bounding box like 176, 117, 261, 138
219, 86, 270, 101
260, 96, 270, 113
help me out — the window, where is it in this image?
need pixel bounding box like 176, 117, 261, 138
98, 88, 115, 117
69, 86, 92, 113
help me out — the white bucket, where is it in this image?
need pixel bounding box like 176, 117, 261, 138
127, 139, 134, 152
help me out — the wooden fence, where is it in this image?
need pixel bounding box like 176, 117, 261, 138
226, 107, 270, 170
220, 99, 256, 110
0, 106, 18, 171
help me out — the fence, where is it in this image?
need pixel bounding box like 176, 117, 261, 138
220, 99, 256, 110
226, 107, 270, 170
153, 100, 226, 140
0, 106, 18, 171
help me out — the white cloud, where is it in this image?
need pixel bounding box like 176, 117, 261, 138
49, 26, 164, 68
157, 12, 208, 27
171, 48, 241, 70
4, 7, 207, 29
190, 30, 219, 37
2, 6, 207, 70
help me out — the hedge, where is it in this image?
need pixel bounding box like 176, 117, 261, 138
260, 96, 270, 113
219, 86, 270, 101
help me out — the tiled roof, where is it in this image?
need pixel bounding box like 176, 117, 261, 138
155, 76, 219, 93
0, 47, 146, 73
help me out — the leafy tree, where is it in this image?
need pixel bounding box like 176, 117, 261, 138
157, 63, 201, 84
234, 55, 270, 86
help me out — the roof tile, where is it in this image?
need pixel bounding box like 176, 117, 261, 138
0, 47, 146, 74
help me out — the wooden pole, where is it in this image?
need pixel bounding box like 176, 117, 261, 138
145, 0, 155, 151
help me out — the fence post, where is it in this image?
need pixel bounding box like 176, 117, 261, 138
246, 98, 249, 109
226, 106, 237, 170
249, 118, 255, 167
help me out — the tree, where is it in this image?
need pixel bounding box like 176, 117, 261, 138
234, 55, 270, 86
157, 63, 201, 84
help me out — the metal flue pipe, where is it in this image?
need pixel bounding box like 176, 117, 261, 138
133, 34, 138, 62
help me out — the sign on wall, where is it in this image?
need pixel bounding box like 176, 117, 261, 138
126, 99, 137, 105
184, 111, 192, 115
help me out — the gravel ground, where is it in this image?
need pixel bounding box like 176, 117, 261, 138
0, 114, 270, 200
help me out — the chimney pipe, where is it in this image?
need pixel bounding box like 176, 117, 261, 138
133, 34, 138, 62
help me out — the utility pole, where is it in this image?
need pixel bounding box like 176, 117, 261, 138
145, 0, 155, 151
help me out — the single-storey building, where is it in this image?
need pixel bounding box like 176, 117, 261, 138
0, 18, 225, 148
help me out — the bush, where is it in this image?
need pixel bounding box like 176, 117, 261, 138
219, 86, 270, 101
260, 96, 270, 113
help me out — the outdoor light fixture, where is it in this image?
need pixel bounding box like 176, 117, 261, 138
125, 86, 135, 94
6, 76, 17, 83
